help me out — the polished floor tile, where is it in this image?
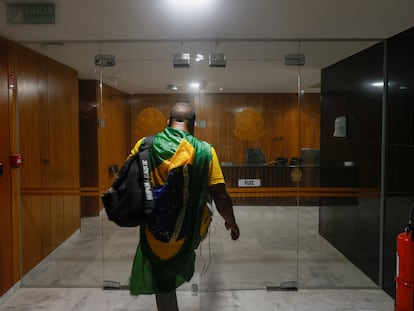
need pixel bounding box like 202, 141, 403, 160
1, 205, 392, 310
20, 206, 378, 289
0, 287, 394, 310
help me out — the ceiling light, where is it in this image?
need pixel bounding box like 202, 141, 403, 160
195, 54, 204, 62
173, 53, 190, 67
209, 53, 226, 67
170, 0, 212, 5
371, 81, 384, 88
188, 81, 208, 90
167, 84, 178, 91
95, 54, 116, 66
284, 53, 305, 66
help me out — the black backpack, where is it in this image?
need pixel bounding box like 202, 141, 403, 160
101, 136, 154, 227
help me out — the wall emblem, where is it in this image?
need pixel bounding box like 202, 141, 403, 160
134, 107, 166, 139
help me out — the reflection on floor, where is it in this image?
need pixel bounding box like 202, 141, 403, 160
0, 287, 394, 311
21, 206, 377, 289
1, 206, 394, 310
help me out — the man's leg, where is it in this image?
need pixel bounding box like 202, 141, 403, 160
155, 291, 179, 311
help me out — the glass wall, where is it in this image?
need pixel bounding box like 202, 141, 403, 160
17, 38, 383, 296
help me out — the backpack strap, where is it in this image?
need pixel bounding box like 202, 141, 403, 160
170, 164, 190, 241
138, 135, 154, 153
138, 136, 154, 215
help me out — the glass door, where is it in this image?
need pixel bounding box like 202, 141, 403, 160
194, 40, 302, 293
16, 37, 384, 295
97, 39, 303, 294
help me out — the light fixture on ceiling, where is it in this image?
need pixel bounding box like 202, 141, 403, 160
190, 82, 199, 88
195, 54, 204, 62
173, 53, 190, 67
95, 54, 116, 66
371, 81, 384, 88
284, 53, 305, 66
209, 52, 226, 67
170, 0, 212, 4
167, 84, 178, 91
189, 80, 208, 90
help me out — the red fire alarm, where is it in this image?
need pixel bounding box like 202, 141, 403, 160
10, 154, 22, 168
8, 72, 17, 89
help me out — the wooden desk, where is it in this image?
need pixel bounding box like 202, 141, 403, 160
221, 165, 373, 205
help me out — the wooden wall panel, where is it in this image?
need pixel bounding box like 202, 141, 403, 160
197, 94, 231, 161
79, 80, 98, 188
16, 46, 45, 189
127, 93, 320, 165
15, 45, 46, 275
64, 196, 81, 238
47, 61, 80, 188
45, 197, 65, 255
20, 197, 43, 274
0, 37, 14, 296
79, 80, 99, 216
7, 40, 21, 286
99, 84, 130, 191
79, 80, 130, 216
40, 198, 52, 258
38, 55, 50, 188
264, 95, 288, 159
14, 44, 81, 276
128, 94, 192, 145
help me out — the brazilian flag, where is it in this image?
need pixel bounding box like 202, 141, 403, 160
130, 127, 212, 294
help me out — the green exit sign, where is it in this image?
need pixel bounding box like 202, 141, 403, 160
7, 3, 55, 24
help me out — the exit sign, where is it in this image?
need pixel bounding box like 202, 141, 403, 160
7, 3, 55, 24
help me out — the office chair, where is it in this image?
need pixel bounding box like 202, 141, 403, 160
245, 148, 266, 165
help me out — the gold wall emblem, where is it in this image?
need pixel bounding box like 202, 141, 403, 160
134, 107, 166, 139
233, 108, 266, 141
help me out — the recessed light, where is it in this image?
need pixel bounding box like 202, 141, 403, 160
209, 53, 226, 67
173, 53, 190, 67
170, 0, 212, 5
195, 54, 204, 62
167, 84, 178, 91
371, 82, 383, 87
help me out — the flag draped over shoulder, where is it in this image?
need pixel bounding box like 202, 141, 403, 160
130, 127, 212, 294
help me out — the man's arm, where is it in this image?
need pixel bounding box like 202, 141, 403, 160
208, 183, 240, 240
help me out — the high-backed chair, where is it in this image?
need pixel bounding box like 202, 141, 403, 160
245, 148, 266, 165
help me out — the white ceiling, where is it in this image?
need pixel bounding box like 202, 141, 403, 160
1, 0, 413, 94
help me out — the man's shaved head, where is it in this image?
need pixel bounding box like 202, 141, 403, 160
169, 102, 196, 134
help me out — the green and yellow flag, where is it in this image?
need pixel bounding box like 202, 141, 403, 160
130, 127, 212, 294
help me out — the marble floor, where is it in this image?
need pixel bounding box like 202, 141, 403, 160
0, 287, 394, 310
0, 205, 395, 310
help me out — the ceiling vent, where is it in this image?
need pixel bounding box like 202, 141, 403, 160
95, 54, 116, 66
173, 53, 190, 67
209, 53, 226, 67
284, 53, 305, 66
